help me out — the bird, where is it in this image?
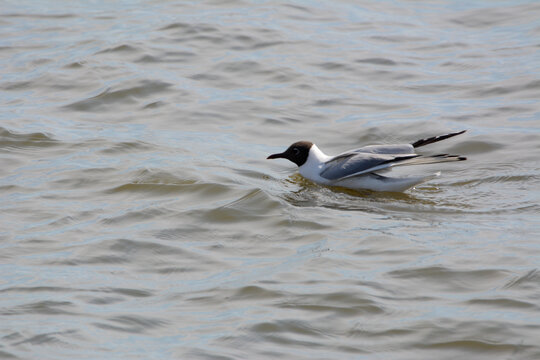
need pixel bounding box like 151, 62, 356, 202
267, 130, 467, 192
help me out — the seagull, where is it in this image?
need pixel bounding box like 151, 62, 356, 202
267, 130, 467, 192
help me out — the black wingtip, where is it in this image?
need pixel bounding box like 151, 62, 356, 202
432, 154, 467, 161
411, 130, 467, 148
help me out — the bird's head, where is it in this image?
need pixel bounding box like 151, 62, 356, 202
267, 141, 313, 167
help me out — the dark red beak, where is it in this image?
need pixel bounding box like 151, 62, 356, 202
267, 153, 285, 159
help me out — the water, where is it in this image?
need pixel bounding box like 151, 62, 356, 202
1, 1, 539, 359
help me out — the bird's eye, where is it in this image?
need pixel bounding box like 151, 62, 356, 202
293, 147, 300, 155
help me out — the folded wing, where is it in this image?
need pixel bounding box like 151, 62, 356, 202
319, 152, 465, 180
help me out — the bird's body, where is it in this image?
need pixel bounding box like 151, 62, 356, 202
267, 130, 467, 192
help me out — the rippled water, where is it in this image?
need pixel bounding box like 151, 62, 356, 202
1, 1, 540, 359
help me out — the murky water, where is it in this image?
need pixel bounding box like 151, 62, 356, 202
1, 1, 540, 359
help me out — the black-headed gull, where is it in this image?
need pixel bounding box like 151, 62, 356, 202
267, 130, 466, 192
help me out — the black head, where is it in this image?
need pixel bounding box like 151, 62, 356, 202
267, 141, 313, 167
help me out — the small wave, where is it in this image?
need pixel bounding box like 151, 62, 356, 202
420, 339, 521, 353
98, 141, 153, 155
2, 80, 32, 91
135, 50, 196, 64
92, 315, 168, 334
175, 34, 225, 45
278, 291, 385, 316
263, 116, 302, 125
411, 42, 469, 52
0, 286, 71, 294
387, 266, 510, 292
251, 319, 326, 338
189, 73, 226, 82
63, 61, 85, 69
63, 80, 173, 112
467, 80, 540, 99
108, 238, 186, 255
4, 12, 75, 19
503, 269, 539, 290
4, 300, 75, 316
101, 287, 153, 298
99, 207, 170, 226
221, 188, 281, 211
216, 60, 262, 74
370, 35, 428, 43
105, 180, 224, 196
198, 204, 265, 224
96, 44, 139, 54
451, 174, 537, 186
313, 61, 355, 72
230, 285, 285, 301
159, 22, 218, 33
465, 297, 537, 310
403, 83, 470, 94
11, 330, 77, 347
448, 3, 540, 29
232, 40, 284, 51
0, 127, 58, 149
141, 100, 165, 109
356, 57, 397, 66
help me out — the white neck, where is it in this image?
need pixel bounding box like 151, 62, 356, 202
298, 144, 331, 182
308, 144, 331, 163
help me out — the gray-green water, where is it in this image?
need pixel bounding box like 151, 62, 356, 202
1, 1, 540, 359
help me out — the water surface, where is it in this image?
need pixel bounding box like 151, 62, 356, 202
1, 1, 540, 359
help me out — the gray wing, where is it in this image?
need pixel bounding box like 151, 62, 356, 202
319, 151, 418, 180
335, 143, 414, 156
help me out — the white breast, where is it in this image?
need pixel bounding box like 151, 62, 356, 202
298, 144, 332, 184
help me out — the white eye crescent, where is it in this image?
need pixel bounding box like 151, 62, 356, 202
293, 148, 300, 155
